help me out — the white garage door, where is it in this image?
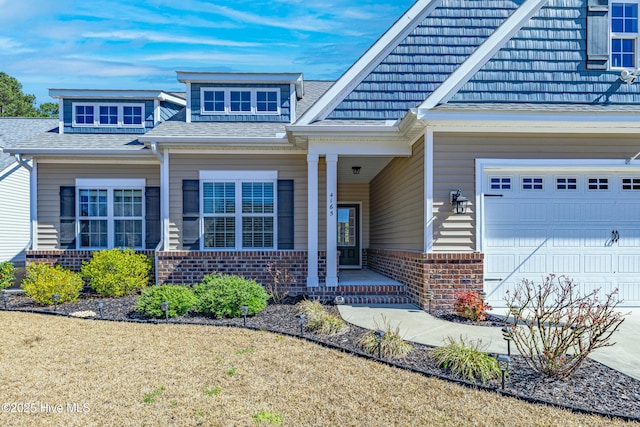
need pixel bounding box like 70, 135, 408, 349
483, 168, 640, 308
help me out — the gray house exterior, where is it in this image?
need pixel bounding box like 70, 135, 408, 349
4, 0, 640, 309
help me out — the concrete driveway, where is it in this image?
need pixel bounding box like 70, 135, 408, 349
338, 304, 640, 381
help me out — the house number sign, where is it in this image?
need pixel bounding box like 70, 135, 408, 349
329, 192, 335, 217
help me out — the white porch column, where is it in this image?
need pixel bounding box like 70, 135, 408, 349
307, 154, 319, 287
425, 128, 434, 252
161, 150, 170, 251
31, 159, 38, 250
325, 154, 338, 286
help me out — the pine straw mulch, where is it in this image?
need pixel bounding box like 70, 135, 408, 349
2, 291, 640, 426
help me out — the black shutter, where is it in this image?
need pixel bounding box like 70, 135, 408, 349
277, 179, 294, 250
182, 179, 200, 250
587, 0, 610, 70
145, 186, 160, 249
59, 186, 76, 249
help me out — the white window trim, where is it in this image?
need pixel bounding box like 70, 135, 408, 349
199, 87, 281, 115
75, 178, 146, 250
610, 0, 640, 69
199, 171, 278, 251
71, 102, 146, 128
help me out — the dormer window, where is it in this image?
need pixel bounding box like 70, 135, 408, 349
72, 102, 145, 128
611, 2, 639, 67
200, 88, 280, 115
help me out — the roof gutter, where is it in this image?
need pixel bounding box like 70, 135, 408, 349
150, 141, 164, 162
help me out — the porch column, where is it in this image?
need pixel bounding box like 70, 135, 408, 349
161, 149, 170, 251
307, 154, 319, 287
325, 154, 338, 286
31, 159, 38, 250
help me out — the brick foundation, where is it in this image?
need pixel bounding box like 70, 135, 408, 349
365, 248, 483, 310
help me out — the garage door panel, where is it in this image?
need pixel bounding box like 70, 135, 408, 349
584, 254, 612, 273
580, 282, 614, 298
518, 229, 548, 247
518, 254, 547, 273
617, 204, 640, 222
553, 203, 582, 222
583, 229, 612, 247
485, 254, 516, 274
519, 203, 548, 223
484, 228, 516, 247
618, 282, 640, 303
618, 229, 640, 247
583, 203, 614, 221
552, 254, 581, 273
618, 255, 640, 273
552, 229, 582, 247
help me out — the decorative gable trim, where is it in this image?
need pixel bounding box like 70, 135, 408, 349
419, 0, 549, 111
296, 0, 442, 125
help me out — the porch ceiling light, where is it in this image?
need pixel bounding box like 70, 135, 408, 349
352, 166, 361, 175
450, 190, 468, 214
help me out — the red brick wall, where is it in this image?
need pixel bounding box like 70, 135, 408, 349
365, 249, 483, 310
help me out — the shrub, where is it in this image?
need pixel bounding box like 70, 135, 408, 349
136, 285, 197, 318
81, 248, 151, 297
431, 336, 501, 384
21, 263, 83, 305
504, 274, 626, 379
0, 261, 15, 290
454, 290, 492, 321
358, 315, 413, 359
296, 300, 347, 335
194, 273, 269, 318
266, 261, 292, 303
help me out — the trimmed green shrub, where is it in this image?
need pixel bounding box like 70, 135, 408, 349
81, 248, 151, 297
0, 261, 15, 290
194, 273, 269, 318
431, 336, 501, 384
21, 263, 83, 305
136, 285, 197, 318
296, 300, 348, 335
358, 315, 413, 359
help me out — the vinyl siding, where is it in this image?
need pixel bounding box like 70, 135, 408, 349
432, 133, 640, 252
0, 164, 30, 262
338, 183, 370, 249
168, 154, 307, 250
36, 163, 160, 249
369, 138, 424, 251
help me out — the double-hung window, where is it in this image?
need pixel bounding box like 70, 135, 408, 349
76, 179, 145, 249
72, 103, 145, 127
611, 2, 639, 68
200, 172, 276, 250
200, 88, 280, 115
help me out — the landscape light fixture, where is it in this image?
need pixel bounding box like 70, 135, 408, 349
295, 313, 306, 336
2, 292, 8, 310
160, 301, 169, 322
52, 294, 61, 312
478, 291, 486, 300
425, 291, 435, 313
496, 354, 511, 390
240, 305, 249, 327
450, 190, 468, 214
501, 326, 512, 356
352, 166, 361, 175
374, 330, 386, 359
96, 301, 104, 319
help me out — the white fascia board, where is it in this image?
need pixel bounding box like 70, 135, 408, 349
177, 72, 304, 99
417, 110, 640, 132
307, 140, 411, 156
200, 170, 277, 181
49, 89, 185, 104
287, 122, 400, 138
76, 178, 146, 188
4, 149, 154, 157
419, 0, 549, 110
296, 0, 442, 125
138, 136, 289, 144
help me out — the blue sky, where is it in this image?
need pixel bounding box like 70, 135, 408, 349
0, 0, 416, 105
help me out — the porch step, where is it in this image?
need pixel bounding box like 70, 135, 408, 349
339, 294, 413, 305
306, 284, 410, 305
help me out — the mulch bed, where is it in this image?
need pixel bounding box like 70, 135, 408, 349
4, 290, 640, 421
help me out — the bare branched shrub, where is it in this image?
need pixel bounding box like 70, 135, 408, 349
266, 261, 293, 303
504, 274, 626, 379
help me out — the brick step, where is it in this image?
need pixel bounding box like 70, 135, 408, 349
310, 284, 407, 296
339, 294, 413, 305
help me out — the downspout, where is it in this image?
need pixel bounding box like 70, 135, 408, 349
150, 141, 166, 285
14, 154, 35, 254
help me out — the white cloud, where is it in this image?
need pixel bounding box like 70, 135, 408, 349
82, 30, 262, 47
0, 37, 35, 54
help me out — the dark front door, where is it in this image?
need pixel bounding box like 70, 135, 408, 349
338, 204, 360, 267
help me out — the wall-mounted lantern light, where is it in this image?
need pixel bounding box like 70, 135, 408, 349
352, 166, 361, 175
450, 190, 468, 214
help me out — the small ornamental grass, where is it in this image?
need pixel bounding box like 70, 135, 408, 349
358, 315, 413, 359
81, 248, 151, 297
194, 273, 269, 318
431, 336, 501, 384
136, 285, 197, 319
21, 263, 83, 305
296, 300, 348, 336
454, 290, 492, 321
0, 261, 15, 290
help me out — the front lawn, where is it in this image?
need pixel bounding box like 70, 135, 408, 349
0, 312, 634, 426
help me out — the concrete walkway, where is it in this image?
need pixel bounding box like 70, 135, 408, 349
338, 304, 640, 381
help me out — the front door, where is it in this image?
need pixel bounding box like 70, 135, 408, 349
338, 204, 360, 267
